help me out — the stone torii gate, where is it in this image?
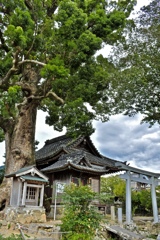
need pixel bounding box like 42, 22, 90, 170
115, 162, 160, 223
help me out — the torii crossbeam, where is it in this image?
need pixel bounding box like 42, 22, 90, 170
115, 162, 160, 223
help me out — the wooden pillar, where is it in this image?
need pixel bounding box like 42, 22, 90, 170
17, 181, 22, 206
126, 171, 132, 223
40, 184, 44, 207
35, 187, 39, 206
151, 176, 159, 223
22, 182, 27, 206
10, 180, 13, 206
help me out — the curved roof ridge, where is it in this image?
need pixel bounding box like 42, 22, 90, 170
44, 134, 70, 146
83, 153, 93, 168
86, 136, 102, 157
65, 135, 102, 157
41, 159, 108, 174
66, 135, 84, 148
36, 146, 69, 162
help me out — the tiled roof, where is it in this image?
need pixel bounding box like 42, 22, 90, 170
59, 151, 92, 165
36, 135, 103, 162
36, 134, 120, 174
41, 157, 107, 175
36, 135, 101, 162
5, 165, 35, 177
41, 150, 118, 174
36, 135, 74, 161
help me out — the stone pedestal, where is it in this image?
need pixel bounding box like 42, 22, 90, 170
118, 208, 122, 224
47, 205, 64, 220
4, 206, 47, 224
111, 206, 115, 221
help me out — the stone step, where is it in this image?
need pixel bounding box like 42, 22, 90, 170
105, 225, 145, 240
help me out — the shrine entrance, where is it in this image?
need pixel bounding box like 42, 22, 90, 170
115, 162, 160, 223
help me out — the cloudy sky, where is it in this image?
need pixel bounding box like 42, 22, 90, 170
92, 115, 160, 173
1, 0, 158, 173
36, 111, 160, 173
1, 110, 159, 173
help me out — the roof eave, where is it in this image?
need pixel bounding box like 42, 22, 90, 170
42, 162, 108, 175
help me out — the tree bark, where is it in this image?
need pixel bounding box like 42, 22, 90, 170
0, 99, 38, 207
6, 102, 37, 173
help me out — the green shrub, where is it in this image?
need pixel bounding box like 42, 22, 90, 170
61, 184, 102, 240
0, 166, 5, 185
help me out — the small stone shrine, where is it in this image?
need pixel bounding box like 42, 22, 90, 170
4, 165, 48, 223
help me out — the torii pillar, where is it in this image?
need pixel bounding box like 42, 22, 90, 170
125, 171, 132, 223
151, 176, 159, 223
117, 162, 160, 224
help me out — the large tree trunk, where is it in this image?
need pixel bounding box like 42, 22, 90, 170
6, 101, 37, 173
0, 99, 38, 207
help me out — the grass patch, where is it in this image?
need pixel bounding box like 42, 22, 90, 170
147, 234, 157, 239
0, 234, 22, 240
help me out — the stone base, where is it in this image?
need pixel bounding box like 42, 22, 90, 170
47, 205, 64, 220
4, 206, 47, 224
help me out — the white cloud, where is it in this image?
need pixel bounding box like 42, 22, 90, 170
35, 111, 65, 150
91, 114, 160, 173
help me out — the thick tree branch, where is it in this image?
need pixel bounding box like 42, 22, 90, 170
26, 21, 39, 58
0, 116, 15, 132
0, 68, 16, 88
28, 95, 44, 101
46, 91, 64, 104
0, 48, 21, 88
13, 47, 21, 69
19, 60, 46, 67
47, 0, 58, 17
0, 59, 46, 88
24, 0, 33, 10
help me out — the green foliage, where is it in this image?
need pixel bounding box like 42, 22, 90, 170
100, 176, 126, 204
100, 176, 157, 215
108, 0, 160, 126
132, 189, 152, 215
132, 186, 160, 216
0, 129, 4, 143
0, 86, 22, 119
156, 185, 160, 207
0, 0, 137, 139
0, 166, 5, 185
0, 234, 22, 240
46, 98, 95, 136
61, 184, 102, 240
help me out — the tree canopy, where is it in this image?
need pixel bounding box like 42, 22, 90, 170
0, 0, 138, 204
100, 175, 126, 204
0, 0, 138, 170
108, 0, 160, 126
0, 0, 137, 139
